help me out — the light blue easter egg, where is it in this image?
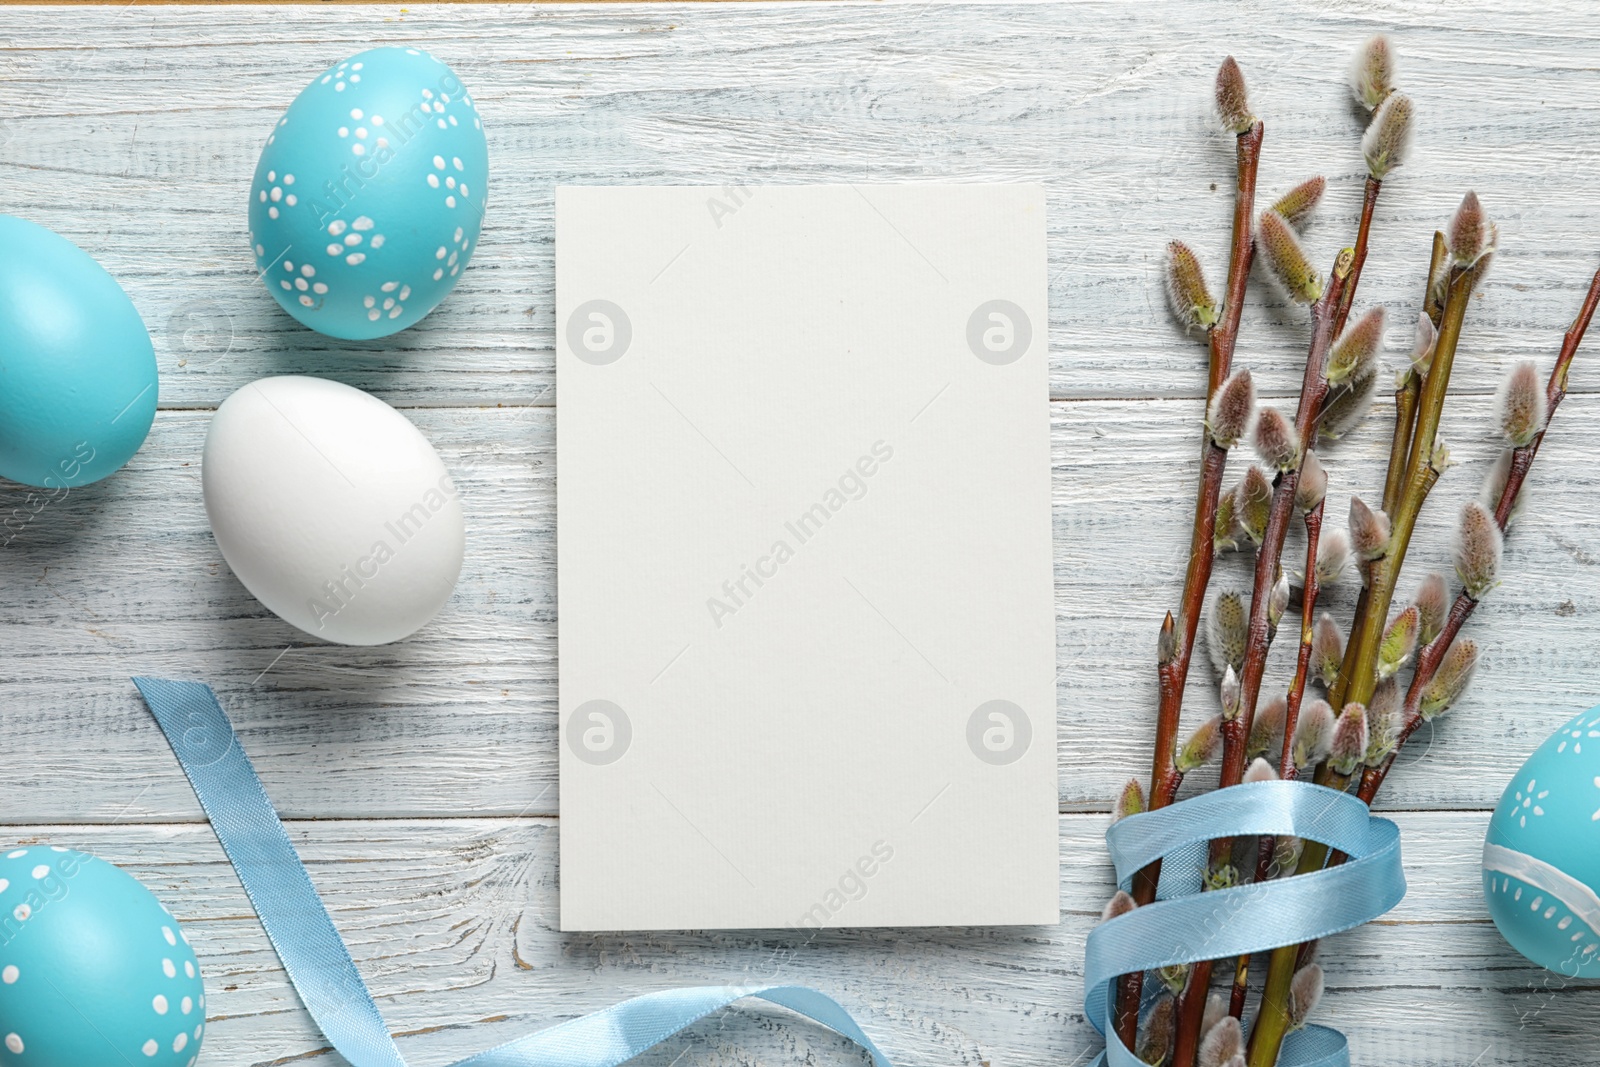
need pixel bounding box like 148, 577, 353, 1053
248, 46, 489, 340
0, 216, 158, 489
1483, 704, 1600, 977
0, 847, 204, 1067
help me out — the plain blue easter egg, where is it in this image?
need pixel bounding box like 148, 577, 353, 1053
248, 47, 489, 340
1483, 704, 1600, 977
0, 216, 158, 489
0, 847, 204, 1067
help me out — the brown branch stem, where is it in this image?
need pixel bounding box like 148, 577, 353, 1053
1356, 261, 1600, 805
1333, 176, 1381, 336
1169, 252, 1352, 1067
1226, 497, 1325, 1019
1250, 258, 1598, 1067
1118, 119, 1265, 1052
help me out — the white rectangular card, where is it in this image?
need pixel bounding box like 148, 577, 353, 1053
556, 185, 1056, 931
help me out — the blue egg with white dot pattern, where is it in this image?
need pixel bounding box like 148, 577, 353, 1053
248, 47, 489, 340
0, 848, 204, 1067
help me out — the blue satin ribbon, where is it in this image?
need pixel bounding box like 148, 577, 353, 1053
1083, 780, 1407, 1067
132, 677, 893, 1067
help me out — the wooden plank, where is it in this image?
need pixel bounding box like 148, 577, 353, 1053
2, 396, 1596, 823
1, 3, 1597, 407
0, 812, 1586, 1067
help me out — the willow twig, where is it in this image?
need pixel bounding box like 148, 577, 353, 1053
1118, 117, 1265, 1051
1226, 496, 1325, 1018
1357, 262, 1600, 804
1169, 251, 1353, 1067
1333, 176, 1381, 336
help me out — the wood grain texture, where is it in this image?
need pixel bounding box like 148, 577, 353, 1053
3, 2, 1600, 407
10, 813, 1595, 1067
3, 2, 1600, 1065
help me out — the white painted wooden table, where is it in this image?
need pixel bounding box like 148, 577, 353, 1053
3, 3, 1599, 1064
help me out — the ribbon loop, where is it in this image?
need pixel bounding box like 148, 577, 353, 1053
1082, 780, 1407, 1067
133, 678, 893, 1067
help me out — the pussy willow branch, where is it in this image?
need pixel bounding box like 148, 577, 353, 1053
1346, 232, 1444, 684
1226, 495, 1325, 1019
1117, 119, 1265, 1051
1333, 176, 1382, 337
1251, 253, 1517, 1067
1383, 233, 1448, 514
1169, 252, 1353, 1067
1335, 262, 1478, 712
1357, 262, 1600, 804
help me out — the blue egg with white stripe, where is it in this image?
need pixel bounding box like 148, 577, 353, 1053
248, 47, 489, 340
1484, 704, 1600, 977
0, 847, 204, 1067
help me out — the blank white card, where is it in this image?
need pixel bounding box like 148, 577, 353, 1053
556, 185, 1056, 930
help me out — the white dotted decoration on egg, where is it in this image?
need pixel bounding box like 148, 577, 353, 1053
1, 965, 16, 984
347, 253, 366, 266
370, 235, 386, 249
162, 926, 177, 946
31, 865, 48, 879
5, 1034, 22, 1054
153, 994, 168, 1015
13, 904, 30, 922
143, 1038, 159, 1056
174, 1033, 189, 1052
162, 957, 176, 977
353, 217, 374, 231
427, 174, 440, 189
185, 960, 195, 978
181, 995, 193, 1014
